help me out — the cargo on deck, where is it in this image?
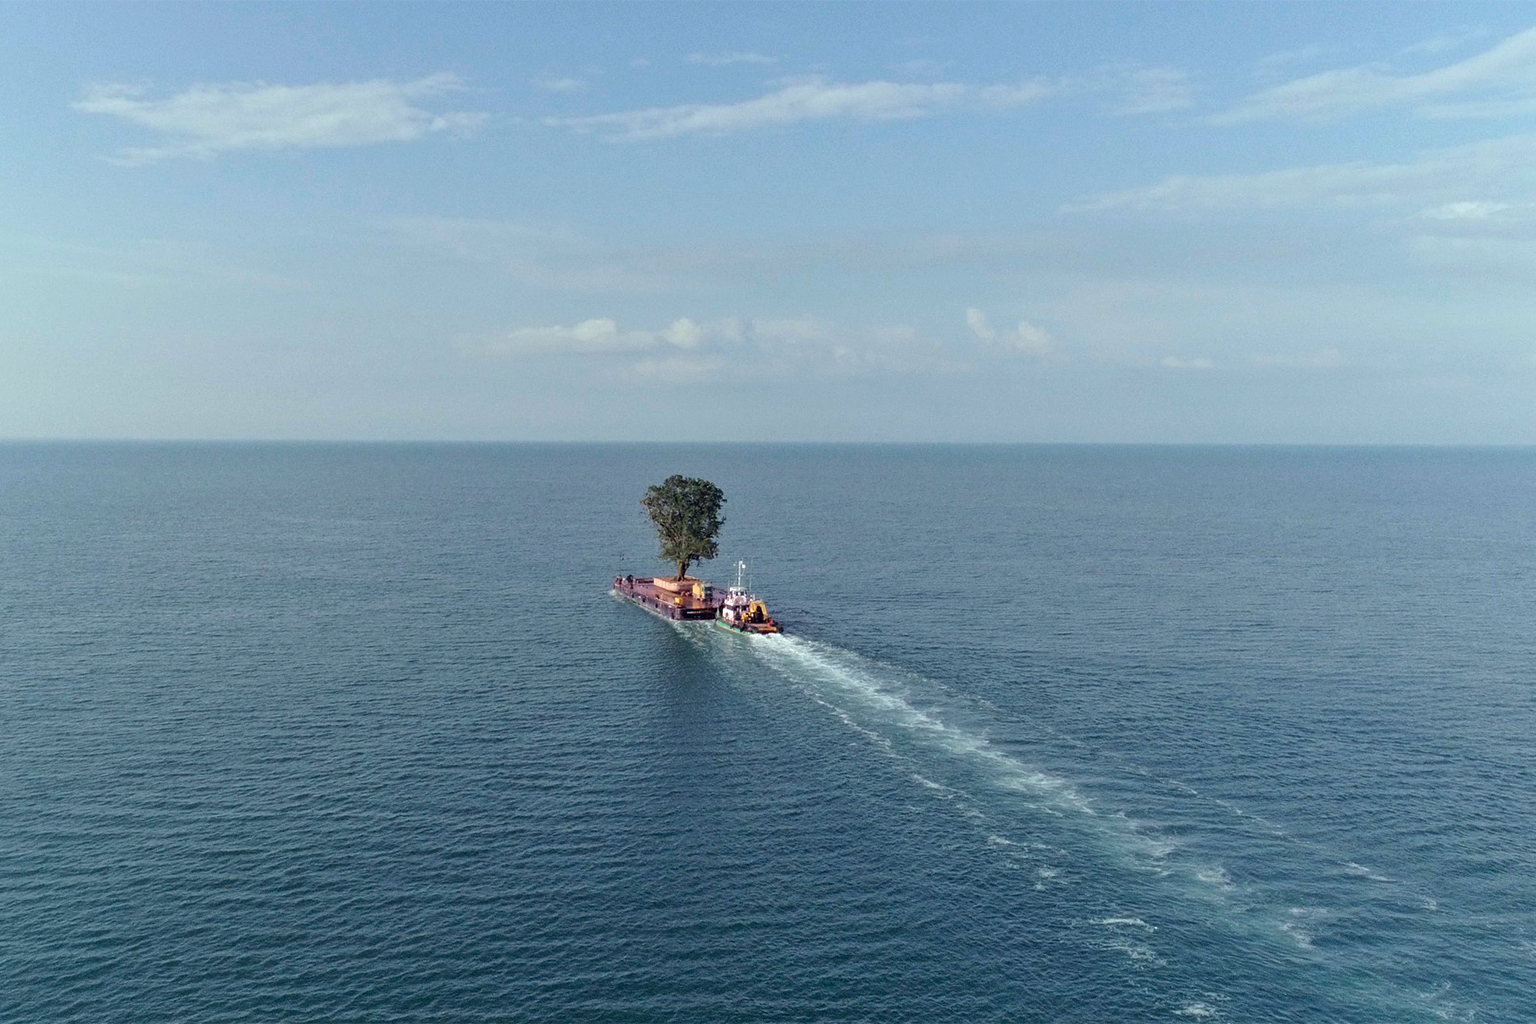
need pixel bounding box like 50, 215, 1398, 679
612, 574, 723, 621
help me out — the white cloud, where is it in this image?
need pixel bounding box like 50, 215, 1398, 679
687, 51, 777, 67
664, 317, 705, 348
545, 75, 1055, 140
1065, 134, 1536, 213
965, 308, 1056, 357
965, 307, 996, 343
1213, 25, 1536, 124
477, 314, 944, 378
73, 74, 485, 163
491, 318, 643, 355
1012, 320, 1056, 356
662, 316, 738, 348
487, 317, 743, 356
1424, 200, 1514, 220
1422, 200, 1536, 221
1161, 355, 1215, 370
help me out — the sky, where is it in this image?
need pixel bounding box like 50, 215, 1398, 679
4, 2, 1536, 443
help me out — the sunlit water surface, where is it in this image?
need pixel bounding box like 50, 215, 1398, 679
3, 443, 1534, 1022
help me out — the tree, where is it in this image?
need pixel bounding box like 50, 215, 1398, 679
641, 475, 726, 580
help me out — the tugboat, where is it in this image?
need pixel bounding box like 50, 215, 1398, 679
715, 561, 781, 635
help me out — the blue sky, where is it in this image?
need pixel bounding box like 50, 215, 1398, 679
5, 2, 1536, 442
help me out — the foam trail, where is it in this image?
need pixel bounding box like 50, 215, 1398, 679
727, 628, 1457, 999
740, 634, 1236, 891
1175, 1001, 1222, 1019
1094, 917, 1155, 930
1346, 861, 1393, 882
758, 635, 1097, 816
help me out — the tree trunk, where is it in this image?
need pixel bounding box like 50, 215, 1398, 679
676, 559, 690, 580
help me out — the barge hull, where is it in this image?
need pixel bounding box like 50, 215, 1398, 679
613, 575, 723, 621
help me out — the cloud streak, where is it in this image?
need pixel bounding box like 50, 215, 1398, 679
1065, 134, 1536, 214
687, 52, 777, 67
1214, 25, 1536, 123
74, 74, 486, 163
487, 316, 737, 356
476, 314, 954, 379
965, 308, 1057, 357
545, 75, 1055, 139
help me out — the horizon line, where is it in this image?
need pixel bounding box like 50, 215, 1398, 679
3, 437, 1534, 450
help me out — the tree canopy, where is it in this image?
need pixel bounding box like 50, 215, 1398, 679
641, 475, 726, 580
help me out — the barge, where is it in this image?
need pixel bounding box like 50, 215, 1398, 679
613, 574, 724, 621
614, 561, 782, 634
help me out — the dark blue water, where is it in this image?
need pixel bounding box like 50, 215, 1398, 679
3, 443, 1534, 1022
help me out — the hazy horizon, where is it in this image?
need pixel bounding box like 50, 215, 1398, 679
12, 436, 1536, 448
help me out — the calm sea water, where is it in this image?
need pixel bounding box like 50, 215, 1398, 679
3, 443, 1534, 1023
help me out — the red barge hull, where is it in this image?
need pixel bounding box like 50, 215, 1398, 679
613, 575, 724, 621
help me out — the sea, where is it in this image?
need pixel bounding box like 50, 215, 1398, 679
2, 442, 1534, 1023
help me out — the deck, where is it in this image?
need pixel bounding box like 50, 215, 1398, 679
613, 575, 723, 621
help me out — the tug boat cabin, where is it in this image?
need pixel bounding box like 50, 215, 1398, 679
715, 561, 781, 635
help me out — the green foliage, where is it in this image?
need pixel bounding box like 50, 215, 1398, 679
641, 475, 726, 580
